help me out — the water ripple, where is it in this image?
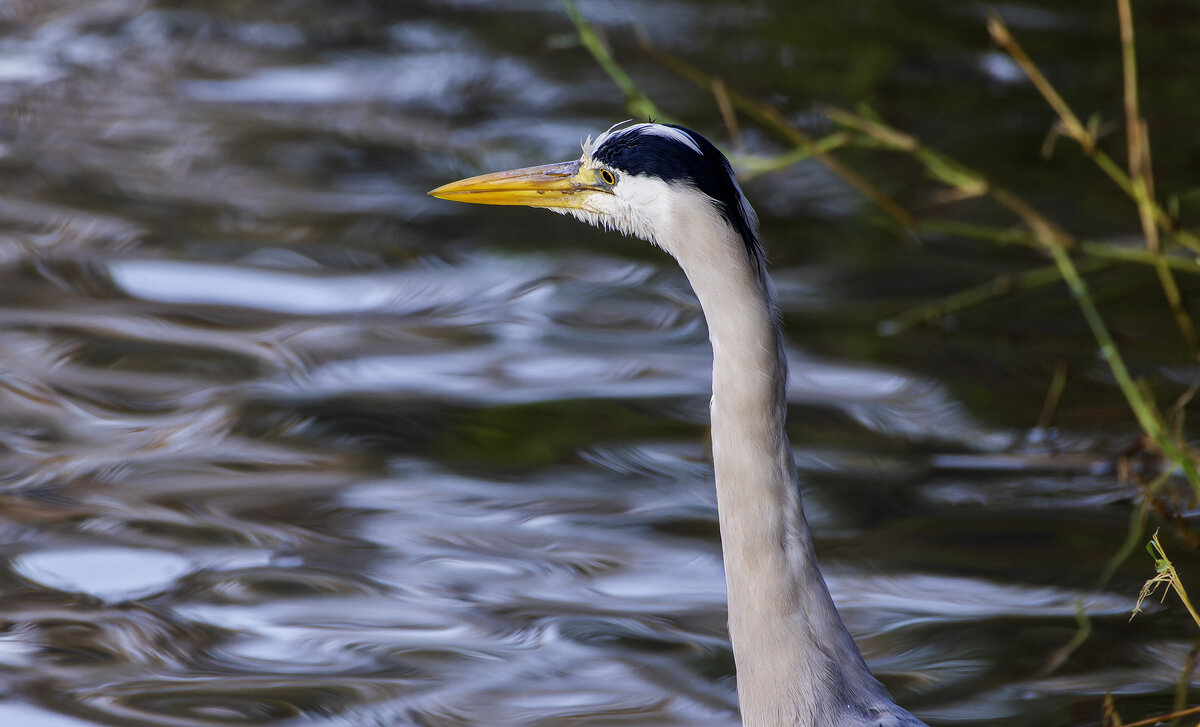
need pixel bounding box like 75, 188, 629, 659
0, 2, 1189, 726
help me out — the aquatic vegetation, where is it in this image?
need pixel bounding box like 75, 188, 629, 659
565, 0, 1200, 723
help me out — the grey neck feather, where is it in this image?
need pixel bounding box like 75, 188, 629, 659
663, 208, 924, 727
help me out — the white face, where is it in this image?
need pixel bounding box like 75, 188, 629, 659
566, 123, 759, 262
552, 157, 673, 248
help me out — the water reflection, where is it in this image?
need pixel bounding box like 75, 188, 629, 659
0, 1, 1194, 726
13, 547, 195, 602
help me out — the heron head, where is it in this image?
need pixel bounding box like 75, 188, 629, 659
429, 122, 760, 260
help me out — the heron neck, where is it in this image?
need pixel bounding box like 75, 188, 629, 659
669, 225, 904, 726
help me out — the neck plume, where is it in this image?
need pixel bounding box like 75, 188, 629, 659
657, 196, 923, 727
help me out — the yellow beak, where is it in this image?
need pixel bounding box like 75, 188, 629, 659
428, 161, 606, 209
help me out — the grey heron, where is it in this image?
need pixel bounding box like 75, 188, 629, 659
429, 122, 926, 727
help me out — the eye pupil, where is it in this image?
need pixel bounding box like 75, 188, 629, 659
601, 169, 616, 185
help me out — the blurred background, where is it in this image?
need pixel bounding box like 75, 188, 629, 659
0, 1, 1198, 725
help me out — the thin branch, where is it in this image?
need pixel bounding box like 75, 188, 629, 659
562, 0, 665, 122
733, 132, 853, 180
1119, 705, 1200, 727
1174, 642, 1200, 721
636, 36, 918, 230
1052, 245, 1200, 496
989, 10, 1200, 257
1038, 361, 1070, 430
1039, 599, 1091, 676
1115, 0, 1198, 355
987, 11, 1093, 154
879, 257, 1110, 336
827, 107, 1073, 248
712, 77, 742, 150
1098, 492, 1153, 590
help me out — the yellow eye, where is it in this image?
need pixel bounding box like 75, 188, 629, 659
600, 169, 616, 185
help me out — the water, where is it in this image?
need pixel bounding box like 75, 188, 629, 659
1, 2, 1198, 725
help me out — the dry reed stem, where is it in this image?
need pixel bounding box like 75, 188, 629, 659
633, 35, 918, 230
1114, 0, 1198, 355
987, 11, 1093, 154
990, 9, 1200, 256
1118, 704, 1200, 727
711, 77, 742, 150
1133, 530, 1200, 629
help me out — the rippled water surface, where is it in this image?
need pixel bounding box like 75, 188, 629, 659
2, 2, 1199, 726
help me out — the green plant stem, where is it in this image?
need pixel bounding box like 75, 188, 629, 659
634, 36, 917, 229
734, 132, 853, 180
1098, 493, 1153, 589
827, 107, 1073, 247
571, 4, 1200, 495
1081, 241, 1200, 274
1174, 642, 1200, 724
832, 99, 1200, 492
1040, 599, 1092, 676
562, 0, 664, 122
1051, 245, 1200, 496
880, 257, 1111, 335
1091, 149, 1200, 255
988, 10, 1200, 257
992, 5, 1199, 353
920, 220, 1200, 275
1039, 361, 1070, 429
